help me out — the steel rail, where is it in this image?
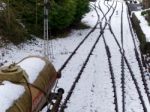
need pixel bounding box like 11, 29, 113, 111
97, 1, 119, 112
126, 4, 150, 104
107, 2, 148, 111
59, 1, 115, 111
58, 2, 100, 73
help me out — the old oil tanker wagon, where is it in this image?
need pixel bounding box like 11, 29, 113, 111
0, 56, 63, 112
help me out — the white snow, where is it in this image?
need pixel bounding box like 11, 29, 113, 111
0, 0, 150, 112
134, 10, 150, 42
0, 3, 6, 11
0, 57, 45, 111
18, 57, 46, 83
0, 81, 25, 112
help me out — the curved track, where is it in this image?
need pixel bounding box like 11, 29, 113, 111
1, 0, 150, 112
126, 5, 150, 104
105, 1, 148, 112
58, 3, 100, 73
56, 0, 150, 112
97, 0, 149, 112
58, 1, 117, 112
98, 1, 119, 112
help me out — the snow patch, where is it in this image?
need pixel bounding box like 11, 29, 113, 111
18, 57, 46, 83
0, 81, 25, 112
0, 57, 46, 112
134, 10, 150, 42
0, 3, 6, 11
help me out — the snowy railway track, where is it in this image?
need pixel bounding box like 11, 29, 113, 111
58, 0, 116, 74
96, 0, 149, 111
1, 0, 150, 112
126, 5, 150, 104
120, 4, 126, 112
58, 2, 100, 74
105, 1, 148, 112
120, 3, 148, 112
97, 1, 119, 112
58, 1, 117, 112
101, 25, 119, 112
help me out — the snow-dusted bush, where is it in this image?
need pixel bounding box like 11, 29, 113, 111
8, 0, 43, 36
0, 8, 29, 44
0, 0, 90, 42
73, 0, 90, 23
49, 0, 90, 31
49, 0, 76, 30
132, 13, 147, 53
141, 10, 150, 26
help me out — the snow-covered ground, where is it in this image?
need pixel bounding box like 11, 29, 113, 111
134, 9, 150, 42
0, 0, 150, 112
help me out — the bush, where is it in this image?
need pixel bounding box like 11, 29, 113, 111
141, 10, 150, 26
132, 13, 147, 53
73, 0, 90, 23
0, 0, 90, 41
144, 42, 150, 53
9, 0, 43, 36
0, 8, 29, 44
141, 11, 147, 16
49, 0, 76, 30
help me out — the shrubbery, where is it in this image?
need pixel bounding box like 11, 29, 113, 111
141, 10, 150, 26
132, 13, 147, 53
49, 0, 76, 30
50, 0, 90, 30
73, 0, 89, 23
0, 0, 90, 43
0, 7, 29, 44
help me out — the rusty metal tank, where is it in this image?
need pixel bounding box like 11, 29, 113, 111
0, 56, 59, 112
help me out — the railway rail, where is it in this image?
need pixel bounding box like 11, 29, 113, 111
58, 3, 100, 73
106, 2, 148, 112
126, 5, 150, 104
59, 0, 149, 112
97, 1, 119, 112
120, 4, 125, 112
97, 0, 149, 111
58, 1, 117, 111
0, 0, 149, 112
58, 0, 117, 74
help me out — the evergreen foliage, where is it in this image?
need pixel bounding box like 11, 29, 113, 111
141, 10, 150, 26
0, 4, 29, 44
49, 0, 76, 30
132, 13, 147, 53
9, 0, 43, 36
0, 0, 90, 43
73, 0, 89, 23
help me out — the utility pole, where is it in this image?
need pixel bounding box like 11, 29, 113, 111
35, 0, 38, 33
7, 0, 10, 30
43, 0, 49, 56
